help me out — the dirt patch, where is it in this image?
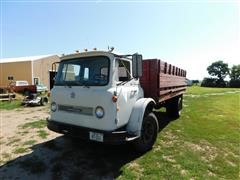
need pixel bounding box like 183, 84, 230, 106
1, 106, 50, 139
185, 140, 218, 162
162, 155, 176, 163
127, 161, 144, 176
0, 106, 142, 179
0, 106, 59, 164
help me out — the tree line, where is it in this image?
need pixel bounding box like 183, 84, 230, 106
201, 61, 240, 88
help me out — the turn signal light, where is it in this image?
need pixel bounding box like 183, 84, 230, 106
112, 95, 118, 103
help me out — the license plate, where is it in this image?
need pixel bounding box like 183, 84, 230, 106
89, 131, 104, 142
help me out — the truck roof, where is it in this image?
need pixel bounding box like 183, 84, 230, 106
60, 51, 131, 61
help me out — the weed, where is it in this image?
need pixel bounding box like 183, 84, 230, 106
37, 130, 49, 139
21, 119, 46, 129
13, 147, 28, 154
23, 140, 36, 146
0, 100, 22, 110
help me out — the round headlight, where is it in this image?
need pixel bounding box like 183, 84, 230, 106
95, 106, 104, 118
51, 102, 57, 112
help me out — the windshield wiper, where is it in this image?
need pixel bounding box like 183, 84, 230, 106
117, 81, 126, 86
56, 81, 80, 87
81, 81, 90, 88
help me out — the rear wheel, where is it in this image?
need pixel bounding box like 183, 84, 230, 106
133, 112, 159, 152
166, 95, 182, 118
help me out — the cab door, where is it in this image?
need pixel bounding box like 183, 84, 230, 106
114, 59, 140, 127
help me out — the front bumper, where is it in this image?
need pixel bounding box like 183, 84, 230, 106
47, 118, 138, 144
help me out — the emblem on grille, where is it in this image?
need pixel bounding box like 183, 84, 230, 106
70, 92, 75, 98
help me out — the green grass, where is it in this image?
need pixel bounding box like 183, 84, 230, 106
20, 119, 48, 139
186, 86, 240, 95
13, 147, 28, 154
21, 119, 47, 129
0, 100, 22, 110
37, 130, 49, 139
23, 140, 37, 146
118, 86, 240, 179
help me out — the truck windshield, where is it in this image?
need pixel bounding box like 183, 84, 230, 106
55, 56, 110, 86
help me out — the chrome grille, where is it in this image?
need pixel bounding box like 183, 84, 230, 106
58, 105, 93, 116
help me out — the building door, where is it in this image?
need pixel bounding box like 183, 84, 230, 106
33, 77, 39, 85
49, 71, 57, 90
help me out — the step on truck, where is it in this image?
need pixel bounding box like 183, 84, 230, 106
47, 50, 187, 152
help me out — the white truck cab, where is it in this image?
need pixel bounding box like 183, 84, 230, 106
47, 50, 186, 152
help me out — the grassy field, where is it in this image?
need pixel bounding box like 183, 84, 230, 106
118, 86, 240, 179
1, 86, 239, 179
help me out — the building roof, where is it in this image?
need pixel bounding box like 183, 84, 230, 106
0, 54, 55, 63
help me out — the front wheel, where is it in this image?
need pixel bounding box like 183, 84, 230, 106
133, 112, 159, 152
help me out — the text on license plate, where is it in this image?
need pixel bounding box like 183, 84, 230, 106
89, 131, 104, 142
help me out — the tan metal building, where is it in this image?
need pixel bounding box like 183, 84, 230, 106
0, 55, 60, 90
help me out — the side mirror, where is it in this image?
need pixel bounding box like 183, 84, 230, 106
132, 53, 143, 78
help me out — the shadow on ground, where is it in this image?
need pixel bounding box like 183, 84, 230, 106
0, 112, 175, 179
155, 110, 178, 132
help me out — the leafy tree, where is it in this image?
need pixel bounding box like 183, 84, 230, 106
192, 80, 199, 84
230, 65, 240, 80
201, 78, 217, 87
207, 61, 229, 81
229, 65, 240, 88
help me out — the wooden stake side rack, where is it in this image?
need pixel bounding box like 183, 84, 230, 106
140, 59, 187, 103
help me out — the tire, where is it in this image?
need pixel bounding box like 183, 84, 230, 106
40, 97, 48, 106
23, 90, 30, 96
166, 96, 182, 118
133, 112, 159, 152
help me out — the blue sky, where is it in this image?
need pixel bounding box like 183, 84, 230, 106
1, 1, 239, 79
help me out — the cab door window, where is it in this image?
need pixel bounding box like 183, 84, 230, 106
117, 60, 131, 81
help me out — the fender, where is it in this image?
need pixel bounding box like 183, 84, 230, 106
126, 98, 155, 136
